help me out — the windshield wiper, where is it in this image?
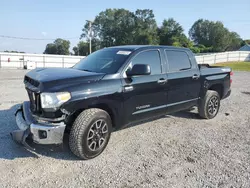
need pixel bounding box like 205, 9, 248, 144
82, 69, 94, 72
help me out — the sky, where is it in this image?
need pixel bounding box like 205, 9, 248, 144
0, 0, 249, 54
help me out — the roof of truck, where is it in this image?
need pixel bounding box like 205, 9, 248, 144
108, 45, 190, 51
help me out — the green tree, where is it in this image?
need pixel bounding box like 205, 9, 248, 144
90, 38, 101, 52
243, 39, 250, 45
44, 43, 57, 54
72, 46, 79, 56
158, 18, 183, 45
80, 9, 159, 49
195, 44, 213, 53
189, 19, 242, 52
158, 18, 193, 48
189, 19, 211, 47
81, 9, 136, 47
210, 22, 232, 52
226, 32, 243, 51
189, 46, 200, 53
134, 9, 159, 45
44, 38, 70, 55
73, 41, 89, 56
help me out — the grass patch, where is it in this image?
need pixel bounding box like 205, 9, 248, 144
213, 61, 250, 71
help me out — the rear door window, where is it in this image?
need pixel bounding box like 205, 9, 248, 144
165, 50, 191, 72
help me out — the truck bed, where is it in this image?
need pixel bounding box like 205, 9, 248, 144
199, 64, 231, 76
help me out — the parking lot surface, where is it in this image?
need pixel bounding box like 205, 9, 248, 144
0, 69, 249, 188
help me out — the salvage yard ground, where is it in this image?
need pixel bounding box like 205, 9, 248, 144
0, 69, 250, 187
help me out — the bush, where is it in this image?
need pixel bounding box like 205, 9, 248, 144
190, 47, 200, 53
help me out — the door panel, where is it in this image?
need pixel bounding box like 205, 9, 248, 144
122, 74, 167, 123
121, 49, 168, 124
164, 50, 201, 113
166, 69, 200, 112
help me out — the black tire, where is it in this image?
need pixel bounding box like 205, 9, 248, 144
198, 90, 220, 119
69, 108, 112, 160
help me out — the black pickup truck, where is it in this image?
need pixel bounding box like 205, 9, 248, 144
11, 45, 232, 159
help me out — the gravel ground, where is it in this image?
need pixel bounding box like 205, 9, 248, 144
0, 69, 250, 188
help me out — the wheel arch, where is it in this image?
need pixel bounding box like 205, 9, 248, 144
208, 84, 224, 99
89, 103, 117, 128
65, 102, 118, 132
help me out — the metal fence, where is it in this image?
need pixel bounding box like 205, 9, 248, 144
0, 51, 249, 69
0, 52, 85, 69
195, 51, 250, 64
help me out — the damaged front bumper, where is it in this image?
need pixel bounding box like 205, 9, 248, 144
11, 101, 66, 149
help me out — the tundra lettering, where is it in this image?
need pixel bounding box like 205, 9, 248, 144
136, 105, 150, 110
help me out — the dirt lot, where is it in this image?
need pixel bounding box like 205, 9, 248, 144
0, 69, 249, 188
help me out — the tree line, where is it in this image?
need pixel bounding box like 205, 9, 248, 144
44, 8, 249, 56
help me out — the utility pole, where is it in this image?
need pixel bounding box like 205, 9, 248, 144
86, 20, 93, 54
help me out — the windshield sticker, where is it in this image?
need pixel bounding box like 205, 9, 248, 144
117, 51, 131, 55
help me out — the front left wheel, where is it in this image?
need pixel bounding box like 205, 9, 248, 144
69, 108, 112, 160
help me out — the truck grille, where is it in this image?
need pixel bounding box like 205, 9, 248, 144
27, 89, 41, 113
24, 76, 40, 87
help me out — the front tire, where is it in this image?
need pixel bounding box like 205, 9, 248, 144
198, 90, 220, 119
69, 108, 112, 160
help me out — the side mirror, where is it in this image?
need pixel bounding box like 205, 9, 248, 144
126, 64, 151, 77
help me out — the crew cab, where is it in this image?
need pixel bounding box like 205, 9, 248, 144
11, 45, 232, 159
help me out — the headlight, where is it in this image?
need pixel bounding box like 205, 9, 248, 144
40, 92, 71, 109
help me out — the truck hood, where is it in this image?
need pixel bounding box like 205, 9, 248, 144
25, 68, 105, 92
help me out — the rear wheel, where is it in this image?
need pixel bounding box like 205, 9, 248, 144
198, 90, 220, 119
69, 108, 112, 160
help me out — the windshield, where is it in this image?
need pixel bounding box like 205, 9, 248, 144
73, 48, 132, 74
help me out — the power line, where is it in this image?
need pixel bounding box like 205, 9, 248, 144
0, 35, 79, 41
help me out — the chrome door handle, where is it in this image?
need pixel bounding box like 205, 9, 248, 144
192, 74, 200, 80
157, 79, 167, 84
124, 85, 133, 92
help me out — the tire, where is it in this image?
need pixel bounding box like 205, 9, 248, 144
198, 90, 220, 119
69, 108, 112, 160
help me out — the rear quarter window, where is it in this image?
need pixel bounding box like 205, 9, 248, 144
165, 50, 191, 72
